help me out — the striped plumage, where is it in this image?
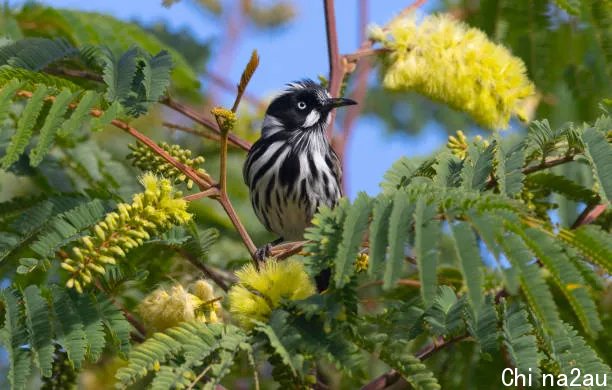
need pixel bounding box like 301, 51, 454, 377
243, 80, 356, 243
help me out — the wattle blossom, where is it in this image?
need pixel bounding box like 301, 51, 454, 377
370, 13, 535, 129
229, 259, 315, 329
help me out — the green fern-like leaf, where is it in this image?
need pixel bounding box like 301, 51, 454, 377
115, 329, 184, 387
71, 293, 106, 361
141, 50, 173, 103
495, 137, 525, 197
516, 227, 602, 336
367, 195, 393, 277
581, 126, 612, 202
29, 88, 73, 166
423, 286, 465, 337
502, 301, 541, 379
334, 192, 372, 287
49, 286, 87, 369
527, 172, 600, 204
470, 143, 496, 191
58, 90, 97, 137
30, 199, 108, 258
384, 190, 414, 289
448, 221, 484, 315
413, 198, 440, 306
548, 322, 612, 389
90, 100, 120, 131
498, 233, 562, 333
380, 340, 441, 390
560, 225, 612, 272
467, 295, 500, 359
97, 294, 132, 357
0, 78, 22, 123
0, 38, 77, 71
22, 285, 54, 377
0, 66, 82, 92
0, 289, 32, 390
2, 84, 48, 169
101, 46, 139, 104
255, 321, 298, 377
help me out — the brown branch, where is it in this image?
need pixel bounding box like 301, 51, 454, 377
361, 335, 469, 390
183, 188, 220, 201
571, 203, 607, 228
162, 96, 252, 151
343, 48, 390, 63
323, 0, 344, 137
522, 155, 575, 175
45, 67, 104, 82
163, 121, 224, 143
178, 249, 233, 292
94, 281, 146, 342
218, 195, 258, 261
335, 0, 372, 190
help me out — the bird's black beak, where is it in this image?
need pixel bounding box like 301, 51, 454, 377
323, 97, 358, 110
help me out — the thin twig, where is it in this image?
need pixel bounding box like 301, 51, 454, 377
179, 249, 232, 292
335, 0, 372, 192
571, 203, 607, 228
163, 122, 224, 143
522, 155, 575, 175
231, 50, 260, 113
183, 188, 220, 201
93, 281, 146, 342
218, 195, 258, 262
361, 334, 469, 390
162, 96, 252, 151
323, 0, 344, 136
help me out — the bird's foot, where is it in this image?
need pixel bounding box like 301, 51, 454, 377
254, 244, 272, 265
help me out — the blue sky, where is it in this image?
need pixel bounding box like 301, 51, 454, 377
8, 0, 444, 197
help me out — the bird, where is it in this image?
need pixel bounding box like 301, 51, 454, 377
243, 79, 356, 282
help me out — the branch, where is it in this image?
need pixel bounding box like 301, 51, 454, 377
571, 203, 608, 228
323, 0, 344, 136
161, 96, 252, 151
334, 0, 372, 191
522, 155, 575, 175
178, 249, 234, 292
361, 335, 469, 390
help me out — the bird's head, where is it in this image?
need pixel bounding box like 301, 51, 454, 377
262, 79, 356, 137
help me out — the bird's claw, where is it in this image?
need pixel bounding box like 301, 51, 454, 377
254, 244, 272, 265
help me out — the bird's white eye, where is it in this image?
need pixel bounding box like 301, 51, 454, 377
297, 101, 307, 110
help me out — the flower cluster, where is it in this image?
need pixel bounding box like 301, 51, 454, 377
210, 107, 237, 134
370, 13, 535, 129
138, 279, 221, 332
229, 259, 315, 329
355, 253, 369, 273
61, 174, 192, 292
127, 142, 206, 189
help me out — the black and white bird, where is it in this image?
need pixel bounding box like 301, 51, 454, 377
243, 79, 356, 261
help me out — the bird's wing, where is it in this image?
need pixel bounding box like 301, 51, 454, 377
329, 148, 343, 196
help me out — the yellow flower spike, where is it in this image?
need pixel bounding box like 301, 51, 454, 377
61, 173, 191, 292
229, 258, 315, 329
370, 13, 535, 129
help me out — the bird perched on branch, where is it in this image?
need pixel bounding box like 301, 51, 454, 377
243, 79, 356, 281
